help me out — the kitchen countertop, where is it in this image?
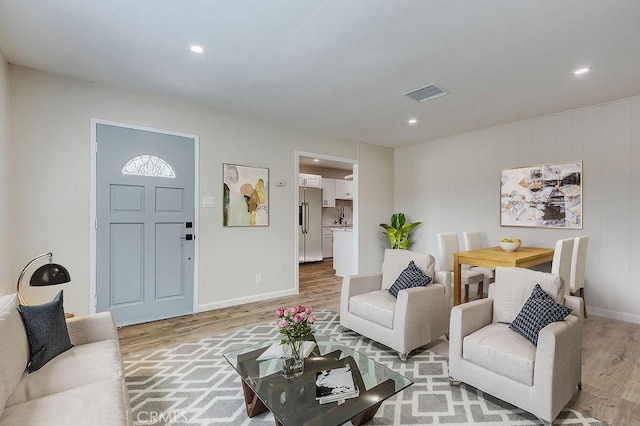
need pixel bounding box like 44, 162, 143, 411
323, 222, 353, 228
322, 218, 352, 228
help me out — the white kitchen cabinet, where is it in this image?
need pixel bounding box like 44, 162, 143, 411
299, 173, 322, 188
322, 228, 333, 258
335, 179, 354, 200
345, 181, 354, 199
322, 178, 336, 207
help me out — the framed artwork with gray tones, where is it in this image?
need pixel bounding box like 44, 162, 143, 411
500, 161, 582, 229
223, 164, 269, 227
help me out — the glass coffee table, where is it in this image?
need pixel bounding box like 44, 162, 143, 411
223, 331, 413, 426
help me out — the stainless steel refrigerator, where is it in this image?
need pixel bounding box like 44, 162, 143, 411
299, 187, 323, 262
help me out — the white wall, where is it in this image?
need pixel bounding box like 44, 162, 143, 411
395, 96, 640, 324
357, 142, 394, 274
8, 65, 392, 315
0, 52, 10, 293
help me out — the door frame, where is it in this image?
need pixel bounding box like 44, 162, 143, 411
89, 118, 200, 316
295, 151, 358, 293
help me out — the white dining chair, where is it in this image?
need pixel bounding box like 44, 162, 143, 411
462, 231, 495, 297
438, 232, 484, 303
551, 238, 574, 295
570, 236, 589, 318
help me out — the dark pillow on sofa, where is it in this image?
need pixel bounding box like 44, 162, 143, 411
509, 284, 572, 345
388, 260, 433, 298
18, 290, 73, 372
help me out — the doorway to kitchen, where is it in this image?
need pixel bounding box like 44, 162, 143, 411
296, 152, 358, 292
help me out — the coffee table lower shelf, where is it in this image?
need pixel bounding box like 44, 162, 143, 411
241, 376, 395, 426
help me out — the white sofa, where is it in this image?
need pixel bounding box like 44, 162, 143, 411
0, 293, 132, 426
340, 249, 450, 360
449, 267, 583, 424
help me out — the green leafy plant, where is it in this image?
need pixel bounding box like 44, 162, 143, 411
379, 213, 422, 249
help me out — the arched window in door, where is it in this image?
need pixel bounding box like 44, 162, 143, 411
121, 155, 176, 178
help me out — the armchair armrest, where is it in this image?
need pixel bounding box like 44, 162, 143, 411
433, 270, 451, 305
534, 315, 582, 394
434, 270, 451, 286
449, 298, 493, 361
66, 311, 119, 346
395, 283, 449, 337
340, 273, 383, 315
563, 294, 584, 329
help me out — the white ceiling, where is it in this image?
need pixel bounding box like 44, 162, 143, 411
299, 156, 353, 172
1, 1, 639, 148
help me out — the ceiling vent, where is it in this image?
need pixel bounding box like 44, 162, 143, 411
404, 83, 448, 102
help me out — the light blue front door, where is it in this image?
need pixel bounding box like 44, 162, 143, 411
96, 123, 195, 326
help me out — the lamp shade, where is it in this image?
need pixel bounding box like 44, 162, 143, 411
29, 263, 71, 287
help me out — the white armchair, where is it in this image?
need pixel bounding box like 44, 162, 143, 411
449, 267, 583, 424
340, 249, 450, 361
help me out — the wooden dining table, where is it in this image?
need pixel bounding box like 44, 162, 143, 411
453, 246, 555, 305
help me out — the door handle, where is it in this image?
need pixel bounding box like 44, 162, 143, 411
180, 234, 194, 240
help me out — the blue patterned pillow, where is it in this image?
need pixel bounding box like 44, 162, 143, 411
509, 284, 572, 345
18, 290, 73, 372
388, 260, 432, 298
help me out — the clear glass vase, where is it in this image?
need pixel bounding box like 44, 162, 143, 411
282, 339, 304, 379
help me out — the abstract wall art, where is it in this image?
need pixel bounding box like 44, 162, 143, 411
500, 161, 582, 229
223, 164, 269, 227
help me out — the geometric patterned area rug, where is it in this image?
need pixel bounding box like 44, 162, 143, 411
123, 310, 603, 425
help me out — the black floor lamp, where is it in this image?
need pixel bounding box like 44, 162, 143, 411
16, 252, 71, 305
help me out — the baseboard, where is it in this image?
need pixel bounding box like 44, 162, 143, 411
587, 305, 640, 325
197, 288, 299, 313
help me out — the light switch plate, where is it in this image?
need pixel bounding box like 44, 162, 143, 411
202, 196, 214, 208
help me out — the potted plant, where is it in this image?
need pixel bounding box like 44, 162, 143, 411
379, 213, 421, 250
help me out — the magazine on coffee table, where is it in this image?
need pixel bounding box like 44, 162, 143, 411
315, 364, 359, 404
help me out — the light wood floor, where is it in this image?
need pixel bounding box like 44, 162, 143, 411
118, 260, 640, 425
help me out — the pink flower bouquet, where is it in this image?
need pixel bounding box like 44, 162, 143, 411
275, 305, 316, 344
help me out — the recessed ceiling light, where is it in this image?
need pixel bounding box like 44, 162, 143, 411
573, 67, 590, 75
407, 119, 418, 125
189, 45, 205, 54
313, 159, 320, 163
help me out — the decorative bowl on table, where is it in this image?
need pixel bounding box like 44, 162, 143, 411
500, 238, 521, 252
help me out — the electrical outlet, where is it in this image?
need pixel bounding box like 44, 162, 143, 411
255, 274, 262, 285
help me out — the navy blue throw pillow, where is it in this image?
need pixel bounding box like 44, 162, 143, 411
18, 290, 73, 372
388, 260, 433, 298
509, 284, 572, 345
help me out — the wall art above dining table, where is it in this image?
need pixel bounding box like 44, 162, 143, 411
500, 161, 582, 229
